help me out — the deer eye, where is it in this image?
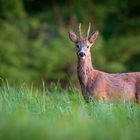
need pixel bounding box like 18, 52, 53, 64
76, 45, 80, 48
87, 46, 89, 48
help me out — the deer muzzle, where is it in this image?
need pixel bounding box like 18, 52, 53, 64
78, 52, 86, 58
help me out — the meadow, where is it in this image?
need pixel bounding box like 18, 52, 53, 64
0, 81, 140, 140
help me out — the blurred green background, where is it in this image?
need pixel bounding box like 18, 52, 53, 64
0, 0, 140, 86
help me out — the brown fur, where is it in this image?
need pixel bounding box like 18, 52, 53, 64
69, 25, 140, 102
77, 55, 140, 102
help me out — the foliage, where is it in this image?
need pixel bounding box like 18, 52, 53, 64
0, 83, 140, 140
0, 0, 140, 85
0, 0, 25, 19
0, 19, 75, 84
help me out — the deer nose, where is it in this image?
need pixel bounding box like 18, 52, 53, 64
78, 52, 86, 57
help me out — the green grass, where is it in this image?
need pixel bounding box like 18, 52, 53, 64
0, 82, 140, 140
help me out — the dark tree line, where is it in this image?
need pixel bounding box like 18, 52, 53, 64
0, 0, 140, 86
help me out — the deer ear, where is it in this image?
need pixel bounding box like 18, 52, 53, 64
69, 31, 79, 43
88, 30, 99, 44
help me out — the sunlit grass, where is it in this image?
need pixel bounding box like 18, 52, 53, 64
0, 82, 140, 140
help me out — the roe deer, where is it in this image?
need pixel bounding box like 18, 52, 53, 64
69, 23, 140, 102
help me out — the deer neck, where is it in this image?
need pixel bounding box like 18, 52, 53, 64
77, 54, 94, 86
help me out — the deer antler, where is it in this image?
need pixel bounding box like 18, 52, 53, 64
87, 22, 91, 38
79, 23, 82, 38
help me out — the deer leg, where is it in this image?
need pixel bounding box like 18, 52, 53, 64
136, 92, 140, 103
136, 81, 140, 103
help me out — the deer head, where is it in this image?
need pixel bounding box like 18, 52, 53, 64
69, 23, 99, 59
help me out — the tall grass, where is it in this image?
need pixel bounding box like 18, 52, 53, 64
0, 82, 140, 140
